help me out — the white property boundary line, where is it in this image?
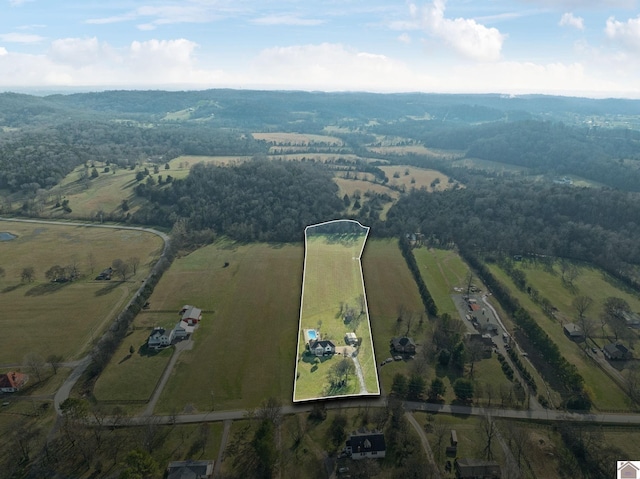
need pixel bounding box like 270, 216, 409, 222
293, 219, 381, 402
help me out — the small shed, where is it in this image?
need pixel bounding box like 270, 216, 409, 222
563, 323, 584, 341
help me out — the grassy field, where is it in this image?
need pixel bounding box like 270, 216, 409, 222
93, 327, 174, 403
368, 144, 462, 159
294, 223, 379, 401
361, 239, 425, 391
379, 166, 454, 192
0, 221, 163, 364
150, 240, 304, 413
413, 247, 472, 317
124, 237, 425, 412
252, 132, 344, 146
487, 262, 632, 411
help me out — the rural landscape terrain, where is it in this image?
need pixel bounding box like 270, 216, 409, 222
1, 90, 640, 479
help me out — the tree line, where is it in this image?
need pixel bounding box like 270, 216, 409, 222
134, 160, 345, 242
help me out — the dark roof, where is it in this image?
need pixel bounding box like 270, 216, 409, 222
150, 327, 166, 337
310, 340, 335, 349
167, 460, 214, 479
455, 458, 501, 478
563, 323, 583, 335
346, 432, 386, 453
391, 337, 415, 348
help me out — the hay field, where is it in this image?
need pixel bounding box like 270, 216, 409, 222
380, 166, 453, 192
252, 132, 343, 146
294, 222, 380, 401
0, 221, 163, 363
369, 144, 462, 159
333, 178, 398, 199
150, 241, 304, 413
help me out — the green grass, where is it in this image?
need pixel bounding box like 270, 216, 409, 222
294, 227, 379, 401
0, 221, 163, 363
361, 239, 425, 392
487, 262, 632, 411
151, 241, 304, 413
413, 247, 472, 316
93, 327, 174, 402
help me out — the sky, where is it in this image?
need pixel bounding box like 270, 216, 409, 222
1, 0, 640, 97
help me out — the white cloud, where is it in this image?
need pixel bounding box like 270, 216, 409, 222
0, 33, 45, 43
606, 15, 640, 51
8, 0, 34, 5
252, 43, 434, 91
49, 37, 112, 66
397, 1, 506, 62
523, 0, 635, 6
398, 33, 412, 44
0, 47, 7, 56
251, 14, 324, 26
559, 12, 585, 30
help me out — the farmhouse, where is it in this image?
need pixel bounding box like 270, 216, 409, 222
167, 459, 214, 479
0, 372, 28, 393
390, 337, 416, 354
603, 342, 632, 360
309, 340, 335, 357
180, 305, 202, 325
563, 323, 584, 341
345, 431, 386, 460
466, 333, 493, 358
454, 458, 501, 479
148, 327, 174, 349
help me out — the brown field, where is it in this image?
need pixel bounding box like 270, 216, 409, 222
380, 166, 455, 192
333, 178, 399, 199
252, 132, 344, 146
0, 221, 164, 364
369, 144, 463, 159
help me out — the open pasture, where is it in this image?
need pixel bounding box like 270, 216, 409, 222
149, 240, 304, 413
412, 247, 471, 317
0, 221, 163, 364
252, 132, 344, 146
368, 144, 462, 159
379, 166, 453, 192
334, 178, 398, 199
294, 221, 379, 401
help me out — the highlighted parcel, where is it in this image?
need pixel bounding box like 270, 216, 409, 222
293, 220, 380, 402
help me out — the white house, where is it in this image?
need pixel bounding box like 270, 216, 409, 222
148, 327, 174, 349
309, 340, 335, 357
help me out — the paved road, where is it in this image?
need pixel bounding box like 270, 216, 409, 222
0, 216, 170, 416
142, 339, 193, 416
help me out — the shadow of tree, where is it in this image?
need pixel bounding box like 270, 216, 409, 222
94, 281, 122, 297
25, 281, 72, 296
2, 283, 25, 293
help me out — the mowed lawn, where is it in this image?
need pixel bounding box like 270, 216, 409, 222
361, 239, 425, 391
487, 263, 632, 411
93, 327, 173, 402
152, 241, 304, 413
294, 227, 379, 401
413, 247, 471, 316
0, 222, 164, 363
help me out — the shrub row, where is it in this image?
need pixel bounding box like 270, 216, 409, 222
496, 353, 515, 381
459, 245, 590, 410
398, 237, 438, 317
507, 347, 538, 393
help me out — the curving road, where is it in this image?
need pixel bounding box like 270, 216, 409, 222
0, 216, 170, 415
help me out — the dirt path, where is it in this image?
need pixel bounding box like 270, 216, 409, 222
351, 355, 367, 394
405, 411, 441, 479
213, 419, 232, 478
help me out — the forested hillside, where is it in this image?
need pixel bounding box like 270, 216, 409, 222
384, 181, 640, 284
134, 160, 344, 242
